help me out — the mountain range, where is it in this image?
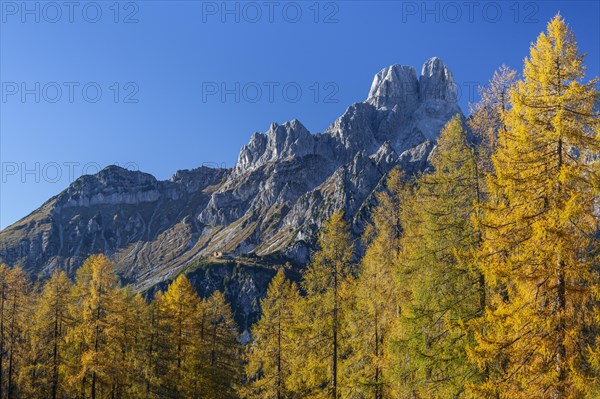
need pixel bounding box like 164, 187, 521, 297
0, 57, 462, 331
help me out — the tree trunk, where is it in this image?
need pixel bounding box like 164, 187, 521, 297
7, 293, 17, 399
277, 317, 282, 399
92, 305, 101, 399
556, 257, 566, 399
0, 284, 5, 398
51, 301, 60, 399
374, 311, 381, 399
332, 266, 338, 399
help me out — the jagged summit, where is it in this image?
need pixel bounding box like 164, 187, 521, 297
234, 119, 314, 175
232, 57, 460, 176
367, 57, 457, 109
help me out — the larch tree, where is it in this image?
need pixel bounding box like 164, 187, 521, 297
469, 15, 600, 399
293, 212, 354, 399
345, 167, 404, 399
144, 291, 171, 399
468, 65, 518, 175
104, 285, 148, 398
2, 267, 31, 399
200, 290, 241, 399
394, 115, 485, 398
156, 274, 202, 399
243, 268, 300, 399
20, 270, 72, 399
0, 264, 11, 398
65, 254, 119, 399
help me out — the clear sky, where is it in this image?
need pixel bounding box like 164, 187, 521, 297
1, 0, 599, 229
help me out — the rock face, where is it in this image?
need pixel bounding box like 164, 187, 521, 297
0, 57, 462, 331
367, 64, 419, 110
145, 258, 295, 331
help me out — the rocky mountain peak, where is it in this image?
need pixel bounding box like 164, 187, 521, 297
95, 165, 157, 185
266, 119, 310, 142
169, 166, 230, 193
53, 166, 161, 209
419, 57, 458, 102
234, 119, 315, 176
367, 57, 458, 111
367, 64, 419, 110
233, 57, 460, 178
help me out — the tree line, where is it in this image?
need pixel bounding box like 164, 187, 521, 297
0, 255, 242, 399
0, 14, 598, 399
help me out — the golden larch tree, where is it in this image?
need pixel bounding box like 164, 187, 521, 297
346, 167, 404, 399
156, 274, 202, 398
20, 270, 72, 399
470, 15, 600, 399
243, 268, 300, 399
293, 212, 354, 399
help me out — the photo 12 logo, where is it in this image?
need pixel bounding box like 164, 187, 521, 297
200, 1, 339, 23
1, 82, 140, 104
202, 81, 339, 104
400, 1, 539, 24
1, 1, 140, 23
1, 162, 140, 184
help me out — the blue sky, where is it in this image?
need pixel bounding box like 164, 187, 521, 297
1, 0, 599, 229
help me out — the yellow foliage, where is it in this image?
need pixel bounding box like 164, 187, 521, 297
470, 14, 600, 399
